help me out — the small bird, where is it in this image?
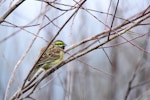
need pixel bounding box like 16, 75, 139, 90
28, 40, 66, 81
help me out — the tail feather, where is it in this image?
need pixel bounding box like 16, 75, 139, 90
28, 68, 38, 81
28, 68, 44, 81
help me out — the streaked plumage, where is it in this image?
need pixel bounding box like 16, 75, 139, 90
28, 40, 66, 81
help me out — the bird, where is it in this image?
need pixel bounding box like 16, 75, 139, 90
28, 40, 66, 81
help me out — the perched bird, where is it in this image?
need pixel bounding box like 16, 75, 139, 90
28, 40, 66, 81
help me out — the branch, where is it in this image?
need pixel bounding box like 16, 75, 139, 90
0, 0, 25, 24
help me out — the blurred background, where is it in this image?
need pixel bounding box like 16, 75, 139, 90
0, 0, 150, 100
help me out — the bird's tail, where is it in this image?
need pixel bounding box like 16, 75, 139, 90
28, 67, 44, 81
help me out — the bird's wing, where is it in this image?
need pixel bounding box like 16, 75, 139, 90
36, 45, 62, 67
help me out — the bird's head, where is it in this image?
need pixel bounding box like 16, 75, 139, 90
54, 40, 66, 49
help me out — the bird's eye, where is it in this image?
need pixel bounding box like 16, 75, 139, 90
62, 45, 65, 49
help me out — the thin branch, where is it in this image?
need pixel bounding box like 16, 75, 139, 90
0, 0, 25, 24
107, 0, 120, 40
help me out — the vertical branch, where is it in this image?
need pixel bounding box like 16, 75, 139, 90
107, 0, 120, 40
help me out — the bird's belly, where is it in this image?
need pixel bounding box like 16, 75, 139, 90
43, 58, 63, 70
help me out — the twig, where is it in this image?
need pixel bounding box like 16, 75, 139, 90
107, 0, 120, 40
0, 0, 25, 24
